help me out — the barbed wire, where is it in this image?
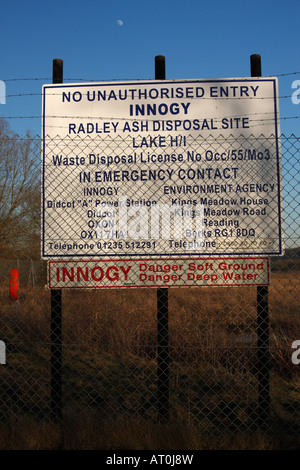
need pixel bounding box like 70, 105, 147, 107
2, 74, 299, 129
4, 92, 298, 101
2, 71, 300, 81
3, 133, 300, 142
3, 77, 155, 83
2, 115, 299, 124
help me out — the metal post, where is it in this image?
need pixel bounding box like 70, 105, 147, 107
155, 55, 166, 80
250, 54, 262, 77
257, 285, 270, 426
251, 54, 270, 426
51, 288, 62, 421
53, 58, 63, 84
155, 55, 169, 422
51, 59, 63, 421
157, 287, 169, 422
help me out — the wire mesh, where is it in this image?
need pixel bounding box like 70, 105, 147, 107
0, 132, 299, 449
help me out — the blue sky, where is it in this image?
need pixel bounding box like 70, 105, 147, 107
0, 0, 298, 249
1, 0, 300, 136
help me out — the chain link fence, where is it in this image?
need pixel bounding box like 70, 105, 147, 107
0, 132, 299, 449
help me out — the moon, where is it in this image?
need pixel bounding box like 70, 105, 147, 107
117, 19, 123, 26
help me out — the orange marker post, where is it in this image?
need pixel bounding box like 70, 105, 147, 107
9, 268, 19, 301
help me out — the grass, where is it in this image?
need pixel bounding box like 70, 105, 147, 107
0, 269, 299, 449
0, 414, 299, 450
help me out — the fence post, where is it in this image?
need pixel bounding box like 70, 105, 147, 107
251, 53, 271, 426
155, 55, 170, 423
50, 58, 63, 421
157, 286, 169, 423
51, 288, 62, 421
257, 285, 270, 426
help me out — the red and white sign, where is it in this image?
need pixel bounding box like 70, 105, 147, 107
48, 257, 269, 289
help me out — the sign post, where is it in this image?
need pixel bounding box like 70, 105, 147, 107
50, 59, 63, 422
251, 54, 270, 426
155, 56, 170, 422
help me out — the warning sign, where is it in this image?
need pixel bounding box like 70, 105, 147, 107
42, 78, 284, 259
48, 257, 269, 289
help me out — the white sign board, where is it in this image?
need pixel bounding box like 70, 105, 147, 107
48, 257, 269, 289
42, 78, 283, 259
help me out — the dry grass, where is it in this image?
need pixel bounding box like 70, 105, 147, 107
0, 412, 299, 450
0, 412, 300, 451
0, 270, 299, 449
1, 272, 299, 375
